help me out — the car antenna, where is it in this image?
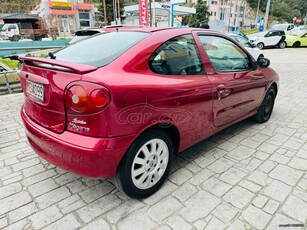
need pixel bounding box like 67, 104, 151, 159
48, 52, 56, 59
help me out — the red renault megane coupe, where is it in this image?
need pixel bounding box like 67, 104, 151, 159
19, 27, 279, 198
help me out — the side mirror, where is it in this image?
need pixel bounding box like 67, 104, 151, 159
257, 57, 270, 68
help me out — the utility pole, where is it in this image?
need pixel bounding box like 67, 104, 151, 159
263, 0, 271, 30
103, 0, 107, 26
255, 0, 260, 25
117, 0, 121, 24
217, 0, 221, 20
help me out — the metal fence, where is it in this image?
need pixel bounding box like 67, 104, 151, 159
0, 70, 21, 95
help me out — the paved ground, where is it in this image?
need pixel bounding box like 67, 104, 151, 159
0, 48, 306, 230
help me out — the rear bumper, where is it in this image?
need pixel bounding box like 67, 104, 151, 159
21, 106, 137, 178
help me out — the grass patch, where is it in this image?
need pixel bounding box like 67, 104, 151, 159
0, 59, 19, 69
242, 28, 260, 35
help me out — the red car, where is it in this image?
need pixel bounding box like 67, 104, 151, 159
19, 27, 279, 198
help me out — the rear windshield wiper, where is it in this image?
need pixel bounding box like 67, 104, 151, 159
48, 52, 56, 59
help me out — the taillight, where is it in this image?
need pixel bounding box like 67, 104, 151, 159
65, 82, 110, 114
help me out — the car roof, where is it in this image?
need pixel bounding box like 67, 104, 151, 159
75, 26, 220, 34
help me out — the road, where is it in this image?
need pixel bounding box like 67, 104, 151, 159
0, 48, 306, 230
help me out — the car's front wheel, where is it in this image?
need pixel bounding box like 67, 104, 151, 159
115, 130, 174, 199
257, 42, 264, 50
252, 86, 276, 123
293, 41, 300, 48
279, 41, 286, 49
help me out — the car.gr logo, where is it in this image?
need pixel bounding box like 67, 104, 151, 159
115, 104, 192, 127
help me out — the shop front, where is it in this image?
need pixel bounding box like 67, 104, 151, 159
32, 0, 96, 38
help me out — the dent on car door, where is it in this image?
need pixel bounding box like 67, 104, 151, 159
196, 34, 266, 127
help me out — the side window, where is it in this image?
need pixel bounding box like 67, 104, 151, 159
149, 35, 204, 75
198, 35, 250, 72
8, 25, 17, 30
266, 31, 277, 37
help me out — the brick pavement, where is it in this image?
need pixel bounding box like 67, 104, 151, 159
0, 48, 306, 230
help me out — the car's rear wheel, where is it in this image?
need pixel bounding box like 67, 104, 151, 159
252, 86, 276, 123
293, 41, 300, 48
115, 130, 174, 198
279, 41, 286, 49
257, 42, 264, 50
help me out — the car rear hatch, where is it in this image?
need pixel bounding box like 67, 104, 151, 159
19, 57, 97, 133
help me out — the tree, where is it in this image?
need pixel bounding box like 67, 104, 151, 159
0, 0, 36, 13
246, 0, 307, 22
189, 0, 210, 27
98, 0, 125, 26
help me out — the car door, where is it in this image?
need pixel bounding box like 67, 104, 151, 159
264, 31, 280, 46
300, 33, 307, 46
148, 34, 214, 147
194, 33, 266, 127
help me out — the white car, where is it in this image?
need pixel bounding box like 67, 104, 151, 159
249, 30, 286, 50
270, 23, 295, 34
229, 34, 263, 61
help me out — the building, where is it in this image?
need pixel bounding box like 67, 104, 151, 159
124, 1, 196, 27
31, 0, 98, 37
125, 0, 254, 31
204, 0, 254, 29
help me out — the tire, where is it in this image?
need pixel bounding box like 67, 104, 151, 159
34, 35, 42, 41
252, 87, 276, 123
257, 42, 264, 50
279, 41, 286, 49
115, 129, 174, 199
9, 35, 20, 42
293, 42, 300, 48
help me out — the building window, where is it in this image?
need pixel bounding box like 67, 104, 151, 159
211, 1, 218, 5
214, 12, 217, 16
79, 10, 90, 27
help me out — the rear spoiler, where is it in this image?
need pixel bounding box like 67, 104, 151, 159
19, 56, 98, 74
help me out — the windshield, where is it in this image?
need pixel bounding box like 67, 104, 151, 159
55, 31, 150, 67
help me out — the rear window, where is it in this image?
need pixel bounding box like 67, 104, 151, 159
54, 31, 150, 67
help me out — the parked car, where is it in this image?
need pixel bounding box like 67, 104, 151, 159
270, 23, 295, 34
229, 30, 249, 40
229, 34, 263, 60
19, 27, 279, 198
249, 30, 286, 49
286, 30, 307, 47
69, 25, 140, 44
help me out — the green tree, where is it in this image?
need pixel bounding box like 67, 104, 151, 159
246, 0, 307, 22
0, 0, 36, 13
189, 0, 210, 27
98, 0, 125, 26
